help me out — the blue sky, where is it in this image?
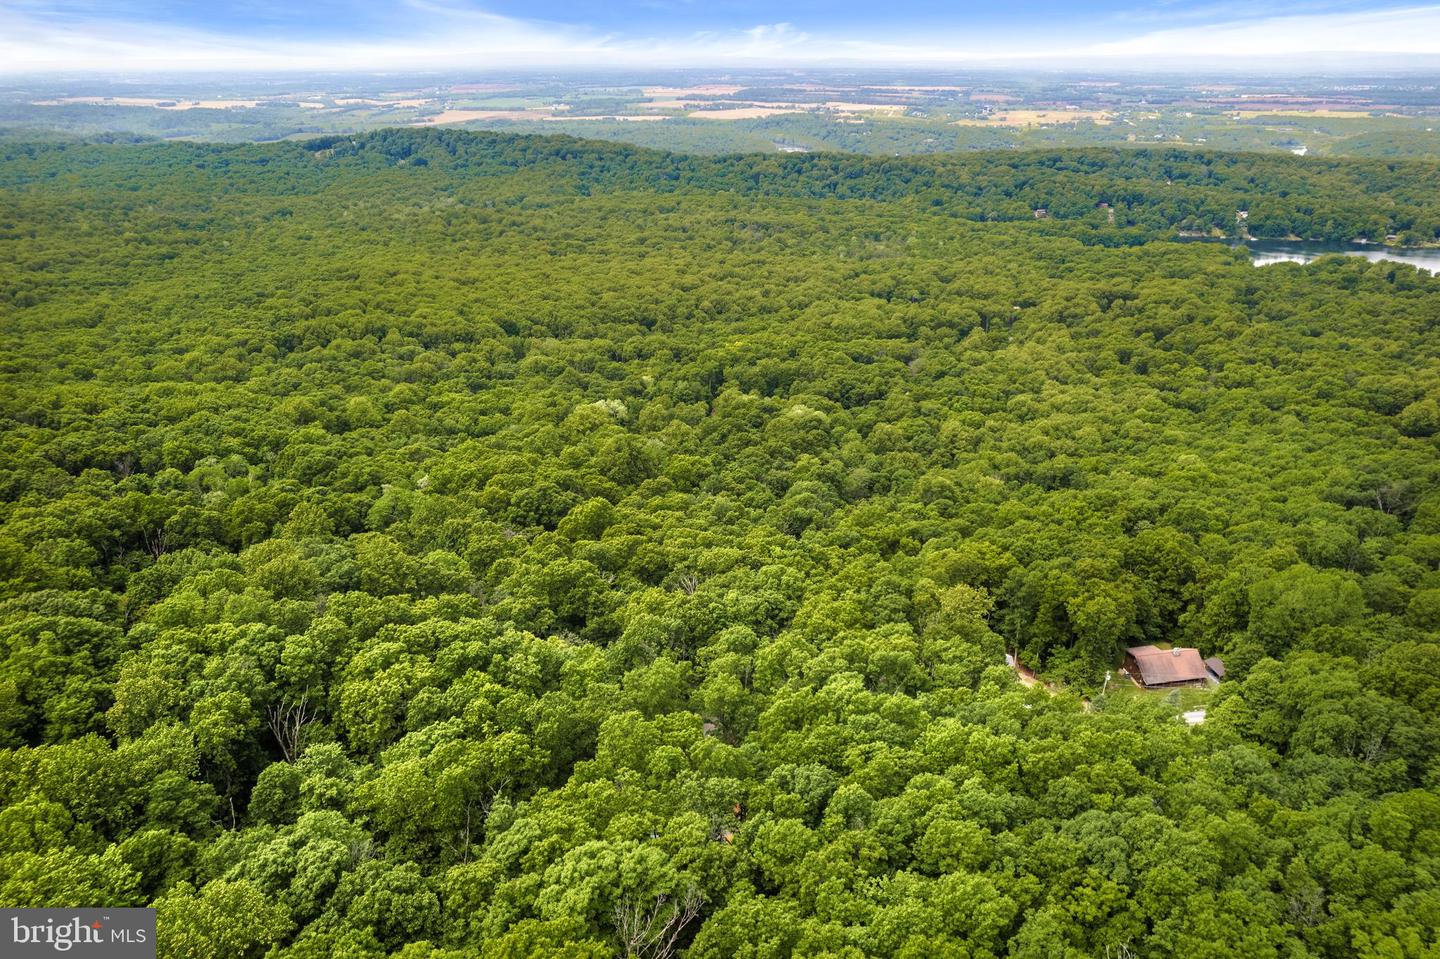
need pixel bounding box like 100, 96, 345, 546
3, 0, 1439, 71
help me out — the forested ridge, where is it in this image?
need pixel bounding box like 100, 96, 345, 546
1, 129, 1439, 958
5, 128, 1440, 243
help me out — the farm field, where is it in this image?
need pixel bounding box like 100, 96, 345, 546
6, 71, 1440, 158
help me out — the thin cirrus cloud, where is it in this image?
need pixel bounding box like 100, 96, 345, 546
1090, 4, 1440, 56
0, 2, 603, 71
1, 0, 1438, 72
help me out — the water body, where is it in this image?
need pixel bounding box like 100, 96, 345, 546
1224, 238, 1440, 274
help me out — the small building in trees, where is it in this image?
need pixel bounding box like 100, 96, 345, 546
1123, 645, 1208, 688
1204, 657, 1226, 682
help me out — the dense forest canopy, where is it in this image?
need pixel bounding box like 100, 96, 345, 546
1, 129, 1438, 958
4, 130, 1440, 243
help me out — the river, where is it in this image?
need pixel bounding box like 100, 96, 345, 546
1218, 238, 1440, 274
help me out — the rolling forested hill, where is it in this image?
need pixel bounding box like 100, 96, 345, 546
5, 129, 1440, 243
1, 130, 1439, 958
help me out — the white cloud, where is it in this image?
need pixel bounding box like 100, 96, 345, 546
1088, 3, 1440, 56
0, 4, 605, 72
741, 23, 810, 53
1, 1, 1438, 72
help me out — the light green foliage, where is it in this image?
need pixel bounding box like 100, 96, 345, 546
155, 879, 291, 959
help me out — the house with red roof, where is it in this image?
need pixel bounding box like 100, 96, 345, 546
1123, 645, 1211, 688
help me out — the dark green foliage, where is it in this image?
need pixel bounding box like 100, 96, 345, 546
1, 129, 1438, 957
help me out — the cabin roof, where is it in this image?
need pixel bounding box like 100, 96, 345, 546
1126, 645, 1207, 685
1204, 656, 1226, 678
